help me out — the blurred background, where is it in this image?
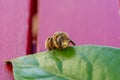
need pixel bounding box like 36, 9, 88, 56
0, 0, 120, 80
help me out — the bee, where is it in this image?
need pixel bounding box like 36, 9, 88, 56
45, 31, 76, 50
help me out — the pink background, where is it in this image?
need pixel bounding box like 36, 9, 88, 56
0, 0, 120, 79
38, 0, 120, 51
0, 0, 30, 80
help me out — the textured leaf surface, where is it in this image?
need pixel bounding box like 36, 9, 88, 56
9, 45, 120, 80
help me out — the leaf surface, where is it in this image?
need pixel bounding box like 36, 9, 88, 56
9, 45, 120, 80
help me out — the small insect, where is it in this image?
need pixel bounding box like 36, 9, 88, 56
45, 31, 76, 50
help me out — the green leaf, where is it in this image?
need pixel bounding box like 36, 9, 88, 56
9, 45, 120, 80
